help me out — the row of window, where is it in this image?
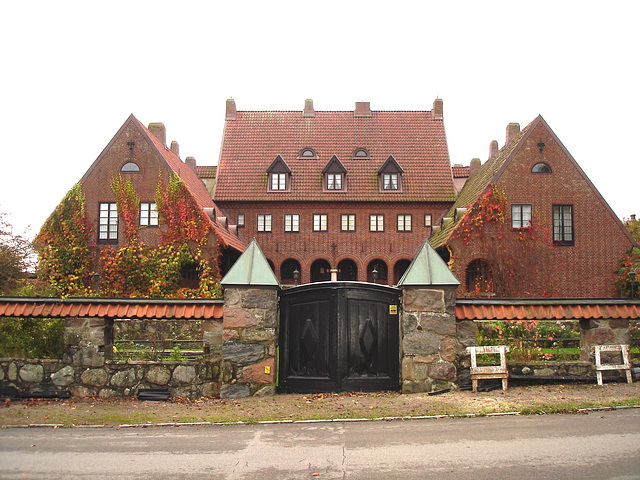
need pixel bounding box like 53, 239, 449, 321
98, 202, 157, 242
267, 154, 404, 193
511, 203, 573, 245
251, 213, 432, 233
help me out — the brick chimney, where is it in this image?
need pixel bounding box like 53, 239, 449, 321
170, 140, 180, 157
185, 156, 196, 172
506, 123, 520, 144
226, 99, 237, 121
489, 140, 499, 159
470, 158, 482, 175
355, 101, 371, 117
303, 99, 315, 117
148, 123, 166, 147
433, 98, 443, 120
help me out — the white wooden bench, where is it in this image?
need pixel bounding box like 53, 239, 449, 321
593, 345, 633, 385
466, 345, 510, 393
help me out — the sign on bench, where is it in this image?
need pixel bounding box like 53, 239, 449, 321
466, 345, 510, 393
593, 345, 632, 386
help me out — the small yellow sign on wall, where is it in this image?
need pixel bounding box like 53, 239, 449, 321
264, 366, 271, 374
389, 305, 398, 315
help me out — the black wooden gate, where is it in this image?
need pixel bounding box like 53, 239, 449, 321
278, 282, 400, 393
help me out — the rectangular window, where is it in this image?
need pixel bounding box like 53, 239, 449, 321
98, 202, 118, 242
284, 214, 300, 232
237, 213, 245, 227
370, 214, 384, 232
327, 174, 342, 190
511, 204, 532, 229
397, 214, 412, 232
341, 214, 356, 231
139, 202, 158, 226
257, 214, 272, 232
424, 214, 432, 227
313, 214, 328, 231
553, 205, 573, 245
271, 173, 286, 190
383, 173, 398, 190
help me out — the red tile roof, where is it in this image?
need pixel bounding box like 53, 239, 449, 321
451, 165, 470, 178
0, 298, 223, 319
214, 109, 456, 203
133, 118, 246, 253
456, 300, 640, 320
196, 166, 217, 178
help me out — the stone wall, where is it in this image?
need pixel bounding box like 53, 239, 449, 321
221, 287, 278, 398
0, 358, 220, 398
401, 287, 463, 393
580, 318, 631, 361
0, 315, 223, 399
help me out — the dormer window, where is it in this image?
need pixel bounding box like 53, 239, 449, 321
383, 173, 398, 190
532, 162, 552, 173
121, 162, 140, 172
266, 155, 292, 192
299, 148, 318, 159
378, 155, 404, 192
322, 155, 347, 192
353, 148, 370, 159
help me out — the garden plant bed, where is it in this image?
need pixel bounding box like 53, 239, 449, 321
1, 382, 639, 427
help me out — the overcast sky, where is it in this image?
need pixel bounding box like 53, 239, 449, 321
1, 1, 638, 237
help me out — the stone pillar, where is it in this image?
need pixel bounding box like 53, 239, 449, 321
401, 287, 461, 393
64, 317, 113, 367
579, 318, 631, 361
221, 287, 279, 398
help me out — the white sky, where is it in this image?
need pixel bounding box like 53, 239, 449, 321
1, 1, 638, 238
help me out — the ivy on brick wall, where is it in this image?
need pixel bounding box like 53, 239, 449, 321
34, 183, 92, 296
99, 173, 221, 298
454, 185, 553, 297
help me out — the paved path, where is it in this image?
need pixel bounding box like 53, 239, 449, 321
1, 409, 639, 479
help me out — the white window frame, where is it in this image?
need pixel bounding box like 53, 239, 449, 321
271, 173, 287, 190
237, 213, 245, 227
341, 214, 356, 231
424, 214, 432, 227
327, 173, 342, 190
383, 173, 398, 190
284, 214, 300, 232
511, 204, 532, 229
313, 214, 328, 232
369, 214, 384, 232
257, 214, 272, 232
397, 214, 412, 232
99, 202, 118, 241
139, 202, 158, 226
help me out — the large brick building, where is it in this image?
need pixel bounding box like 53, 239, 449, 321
429, 116, 636, 298
48, 99, 635, 298
213, 98, 455, 285
79, 114, 245, 274
212, 100, 636, 297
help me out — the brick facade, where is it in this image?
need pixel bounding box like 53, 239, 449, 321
437, 118, 636, 298
227, 201, 452, 285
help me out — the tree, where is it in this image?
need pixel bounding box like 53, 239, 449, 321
0, 209, 36, 295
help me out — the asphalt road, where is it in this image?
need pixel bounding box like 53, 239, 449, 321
1, 409, 639, 479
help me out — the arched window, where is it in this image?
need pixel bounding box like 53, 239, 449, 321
353, 148, 370, 158
280, 259, 301, 285
367, 260, 388, 284
337, 259, 358, 281
532, 162, 552, 173
300, 148, 317, 159
310, 259, 331, 282
393, 259, 411, 285
121, 162, 140, 172
466, 259, 493, 294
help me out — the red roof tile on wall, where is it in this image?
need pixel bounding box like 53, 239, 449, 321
456, 301, 640, 320
0, 299, 223, 320
214, 110, 456, 203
